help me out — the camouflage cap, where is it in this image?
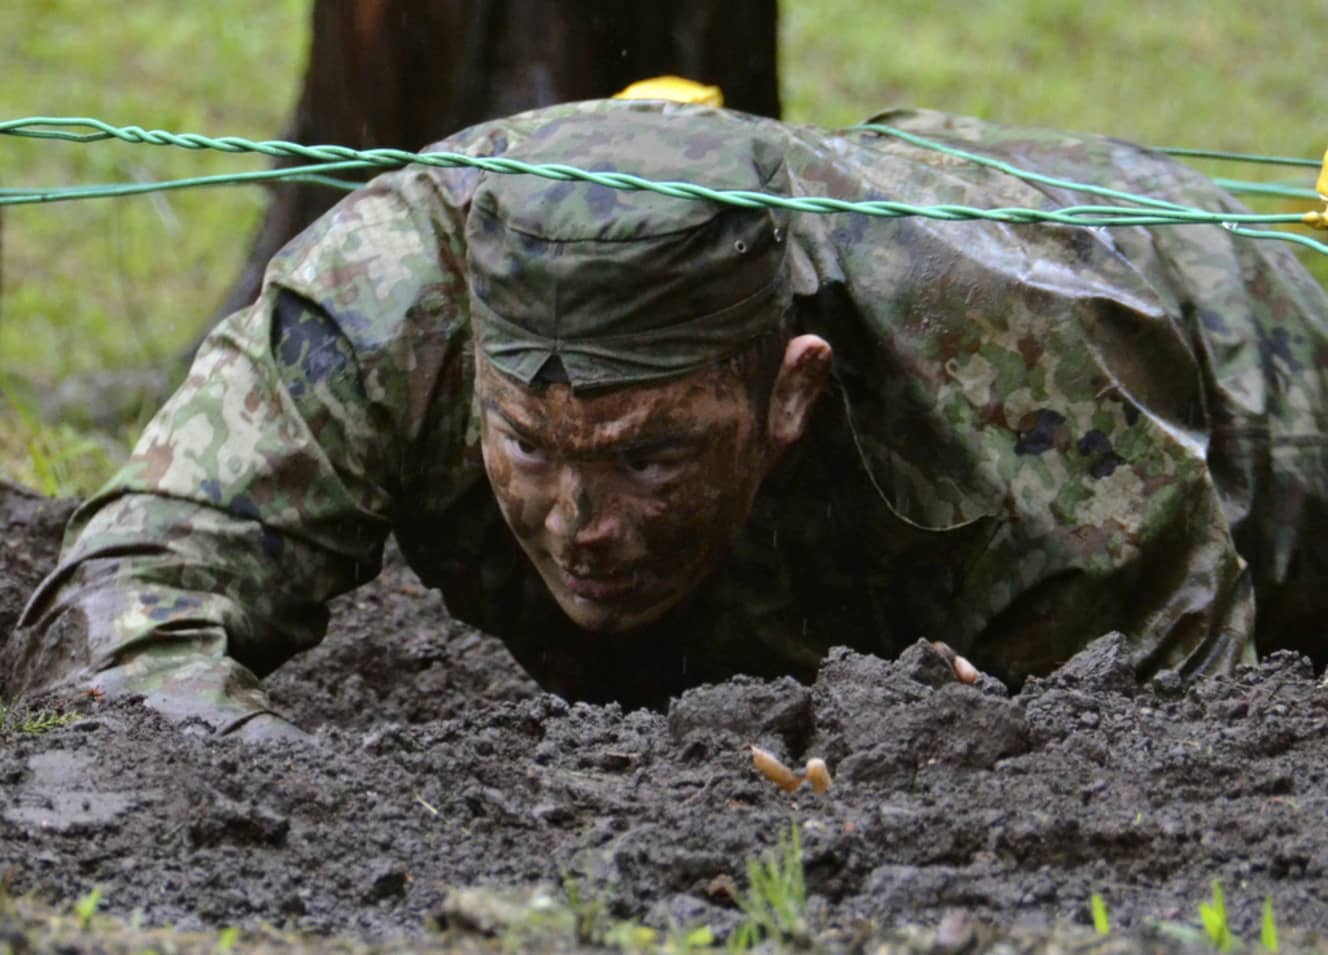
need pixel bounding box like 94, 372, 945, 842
464, 108, 792, 389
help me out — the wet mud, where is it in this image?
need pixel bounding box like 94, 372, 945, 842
4, 480, 1328, 950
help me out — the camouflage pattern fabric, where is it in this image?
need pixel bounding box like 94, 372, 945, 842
6, 99, 1327, 730
466, 109, 792, 388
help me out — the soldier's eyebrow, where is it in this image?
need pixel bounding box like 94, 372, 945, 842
481, 400, 542, 441
481, 398, 705, 457
608, 433, 704, 457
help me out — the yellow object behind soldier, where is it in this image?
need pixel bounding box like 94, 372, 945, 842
614, 75, 723, 107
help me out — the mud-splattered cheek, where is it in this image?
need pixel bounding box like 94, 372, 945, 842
632, 495, 692, 562
505, 481, 552, 543
637, 444, 754, 578
480, 435, 546, 543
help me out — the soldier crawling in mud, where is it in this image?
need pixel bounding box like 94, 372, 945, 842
4, 97, 1327, 740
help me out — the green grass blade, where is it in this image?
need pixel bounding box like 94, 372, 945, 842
1090, 892, 1111, 935
1200, 881, 1233, 952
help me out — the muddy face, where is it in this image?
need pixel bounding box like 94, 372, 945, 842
475, 354, 771, 633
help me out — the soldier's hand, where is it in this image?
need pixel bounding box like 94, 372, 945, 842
225, 712, 310, 743
929, 640, 981, 685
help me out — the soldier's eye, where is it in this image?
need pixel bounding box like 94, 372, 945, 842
505, 434, 547, 464
622, 456, 675, 483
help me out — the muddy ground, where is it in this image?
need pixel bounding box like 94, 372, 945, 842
4, 478, 1328, 953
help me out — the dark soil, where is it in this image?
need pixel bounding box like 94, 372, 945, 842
4, 479, 1328, 951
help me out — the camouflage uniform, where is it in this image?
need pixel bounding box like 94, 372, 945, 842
7, 100, 1328, 731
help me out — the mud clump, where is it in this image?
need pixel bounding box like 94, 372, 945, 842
4, 484, 1328, 949
810, 644, 1030, 788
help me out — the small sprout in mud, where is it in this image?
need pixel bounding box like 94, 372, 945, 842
72, 886, 102, 930
1156, 881, 1270, 952
1199, 880, 1233, 952
666, 921, 716, 953
0, 700, 80, 736
952, 654, 979, 684
215, 926, 240, 953
1089, 892, 1111, 935
605, 921, 660, 951
731, 824, 809, 950
750, 745, 801, 792
804, 758, 832, 795
563, 877, 612, 945
559, 878, 693, 952
930, 640, 979, 684
749, 745, 833, 795
1262, 896, 1279, 953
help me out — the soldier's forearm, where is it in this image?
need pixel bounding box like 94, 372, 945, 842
7, 485, 363, 713
87, 642, 285, 733
9, 558, 277, 722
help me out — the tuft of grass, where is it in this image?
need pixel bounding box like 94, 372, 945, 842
560, 877, 717, 953
0, 699, 81, 736
214, 925, 240, 954
666, 922, 716, 954
1198, 880, 1234, 952
72, 886, 102, 931
1153, 881, 1283, 953
729, 823, 809, 951
493, 879, 712, 953
0, 380, 124, 498
562, 876, 614, 947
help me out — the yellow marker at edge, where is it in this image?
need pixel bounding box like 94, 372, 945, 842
613, 76, 724, 107
1305, 146, 1328, 229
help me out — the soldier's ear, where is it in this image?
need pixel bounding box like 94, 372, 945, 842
766, 334, 832, 454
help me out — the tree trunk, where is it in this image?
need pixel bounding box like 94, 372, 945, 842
212, 0, 779, 329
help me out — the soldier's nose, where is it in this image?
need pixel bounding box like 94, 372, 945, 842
545, 468, 591, 538
545, 469, 618, 545
571, 505, 619, 547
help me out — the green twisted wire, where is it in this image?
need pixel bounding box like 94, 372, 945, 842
1156, 146, 1320, 168
3, 115, 1325, 255
851, 123, 1327, 253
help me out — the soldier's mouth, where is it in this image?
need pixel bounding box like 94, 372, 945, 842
555, 564, 638, 601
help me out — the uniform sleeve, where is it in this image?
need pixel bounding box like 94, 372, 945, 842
786, 114, 1275, 687
953, 419, 1259, 686
6, 167, 474, 732
933, 126, 1325, 681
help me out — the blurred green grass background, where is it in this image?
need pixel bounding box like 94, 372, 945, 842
2, 0, 1326, 494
